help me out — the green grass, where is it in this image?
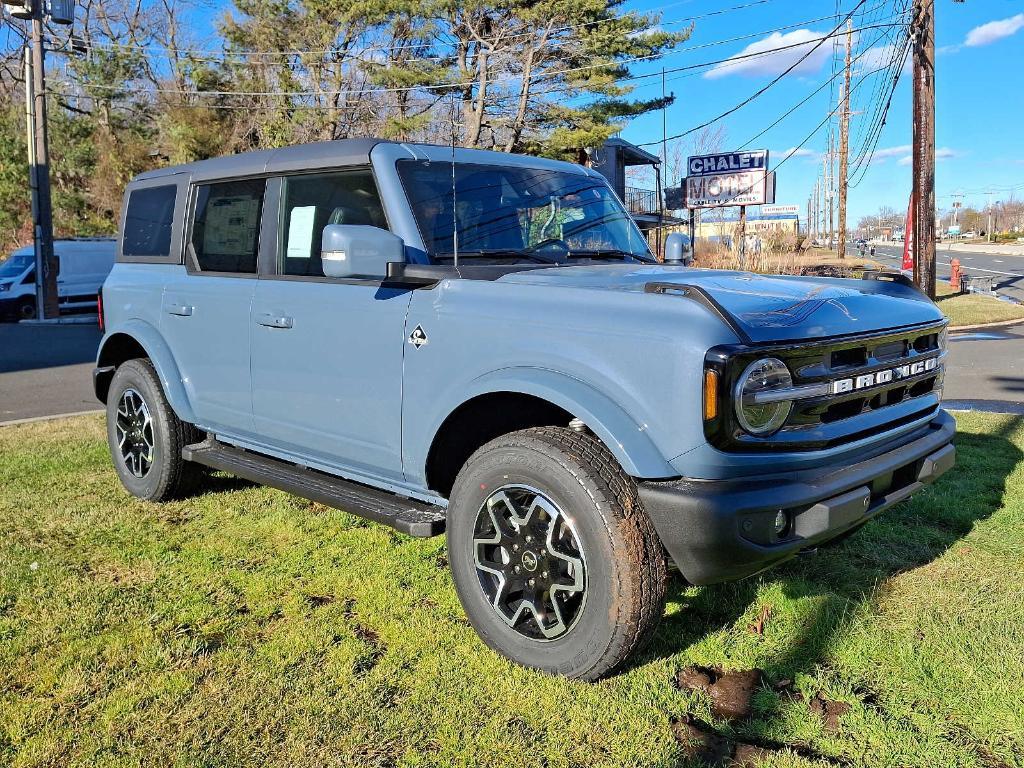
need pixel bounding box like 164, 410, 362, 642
935, 281, 1024, 328
2, 414, 1023, 767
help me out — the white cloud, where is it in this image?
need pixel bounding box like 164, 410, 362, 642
855, 44, 911, 75
704, 29, 833, 80
774, 147, 819, 161
964, 13, 1024, 47
872, 145, 912, 161
896, 147, 956, 166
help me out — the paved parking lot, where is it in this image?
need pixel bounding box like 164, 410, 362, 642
0, 322, 103, 422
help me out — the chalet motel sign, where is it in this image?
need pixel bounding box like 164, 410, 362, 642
685, 150, 770, 209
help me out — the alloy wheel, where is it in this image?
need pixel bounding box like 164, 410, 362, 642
115, 388, 154, 478
472, 485, 587, 640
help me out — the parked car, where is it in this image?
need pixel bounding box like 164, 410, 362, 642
94, 139, 955, 680
0, 237, 116, 321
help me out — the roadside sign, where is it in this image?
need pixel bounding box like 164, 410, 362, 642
685, 150, 769, 208
762, 204, 799, 216
947, 225, 961, 236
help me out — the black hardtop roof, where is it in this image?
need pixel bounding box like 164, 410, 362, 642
133, 137, 387, 183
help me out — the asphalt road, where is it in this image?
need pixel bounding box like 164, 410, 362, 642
1, 313, 1022, 425
868, 243, 1024, 304
0, 322, 103, 422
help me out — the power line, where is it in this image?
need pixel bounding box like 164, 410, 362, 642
636, 0, 871, 147
48, 0, 776, 63
736, 22, 899, 150
58, 19, 900, 103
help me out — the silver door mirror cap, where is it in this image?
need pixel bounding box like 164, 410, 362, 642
321, 225, 405, 279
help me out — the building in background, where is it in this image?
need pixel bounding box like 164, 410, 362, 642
694, 211, 800, 245
587, 138, 685, 252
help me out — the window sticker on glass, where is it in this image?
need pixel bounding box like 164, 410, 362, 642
286, 205, 317, 259
204, 196, 259, 255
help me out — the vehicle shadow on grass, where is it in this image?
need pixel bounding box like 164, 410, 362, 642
634, 416, 1023, 761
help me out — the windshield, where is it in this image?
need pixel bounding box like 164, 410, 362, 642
397, 160, 652, 263
0, 250, 32, 279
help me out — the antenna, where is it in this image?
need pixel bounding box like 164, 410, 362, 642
449, 89, 461, 276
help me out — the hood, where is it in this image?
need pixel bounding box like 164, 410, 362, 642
496, 264, 944, 343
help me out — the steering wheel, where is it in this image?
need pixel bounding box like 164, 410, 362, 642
525, 238, 571, 260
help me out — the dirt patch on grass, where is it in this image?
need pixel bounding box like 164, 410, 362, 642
674, 665, 764, 721
672, 668, 859, 765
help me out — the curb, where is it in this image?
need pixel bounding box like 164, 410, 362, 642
948, 317, 1024, 333
0, 409, 103, 427
18, 315, 99, 326
945, 401, 1024, 416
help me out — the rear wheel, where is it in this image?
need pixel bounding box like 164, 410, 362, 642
106, 358, 203, 501
17, 297, 35, 321
447, 427, 667, 680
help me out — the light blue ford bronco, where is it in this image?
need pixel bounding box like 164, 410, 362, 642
95, 138, 955, 680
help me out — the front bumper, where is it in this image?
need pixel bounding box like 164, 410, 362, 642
638, 410, 956, 585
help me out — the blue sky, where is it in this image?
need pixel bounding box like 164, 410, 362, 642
116, 0, 1024, 228
617, 0, 1024, 225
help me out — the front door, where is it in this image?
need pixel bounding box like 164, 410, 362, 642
249, 169, 411, 483
160, 178, 265, 436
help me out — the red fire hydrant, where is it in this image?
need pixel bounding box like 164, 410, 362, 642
950, 258, 961, 289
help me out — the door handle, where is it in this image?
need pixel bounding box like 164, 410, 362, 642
166, 303, 193, 317
257, 313, 294, 329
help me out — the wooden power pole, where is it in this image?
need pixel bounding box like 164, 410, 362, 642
27, 4, 59, 319
837, 19, 852, 259
912, 0, 936, 298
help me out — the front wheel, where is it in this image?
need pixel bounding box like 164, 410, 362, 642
447, 427, 667, 681
106, 358, 203, 501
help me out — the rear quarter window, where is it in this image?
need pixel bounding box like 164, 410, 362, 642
122, 185, 177, 258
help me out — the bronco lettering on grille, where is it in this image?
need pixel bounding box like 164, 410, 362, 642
829, 357, 939, 395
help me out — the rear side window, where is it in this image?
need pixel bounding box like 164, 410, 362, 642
122, 185, 177, 257
190, 179, 265, 274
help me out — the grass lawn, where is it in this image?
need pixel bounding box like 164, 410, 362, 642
2, 413, 1023, 767
935, 282, 1024, 328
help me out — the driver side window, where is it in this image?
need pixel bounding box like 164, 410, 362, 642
278, 170, 387, 277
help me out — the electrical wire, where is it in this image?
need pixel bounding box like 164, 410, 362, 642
635, 0, 869, 147
58, 19, 899, 103
47, 0, 776, 63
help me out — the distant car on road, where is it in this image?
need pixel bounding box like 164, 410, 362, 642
0, 238, 115, 321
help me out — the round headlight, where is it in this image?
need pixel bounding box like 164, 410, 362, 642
734, 357, 793, 435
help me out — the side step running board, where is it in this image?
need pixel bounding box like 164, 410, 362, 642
182, 438, 446, 537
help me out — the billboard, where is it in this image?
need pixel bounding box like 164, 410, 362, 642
685, 150, 769, 208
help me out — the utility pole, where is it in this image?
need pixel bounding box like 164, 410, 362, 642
26, 2, 60, 319
985, 190, 994, 242
837, 19, 852, 259
823, 135, 831, 247
912, 0, 936, 298
812, 177, 819, 240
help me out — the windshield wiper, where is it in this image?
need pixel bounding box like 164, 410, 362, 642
434, 249, 562, 264
566, 249, 655, 263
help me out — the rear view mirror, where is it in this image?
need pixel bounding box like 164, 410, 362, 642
321, 225, 404, 279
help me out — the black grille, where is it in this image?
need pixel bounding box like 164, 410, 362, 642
706, 322, 947, 452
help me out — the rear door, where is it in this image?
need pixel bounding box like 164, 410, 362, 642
249, 169, 412, 482
160, 178, 264, 436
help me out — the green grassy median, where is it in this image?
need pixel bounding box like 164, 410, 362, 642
2, 414, 1023, 767
936, 282, 1024, 329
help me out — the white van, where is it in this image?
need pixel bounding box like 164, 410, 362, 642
0, 237, 115, 321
